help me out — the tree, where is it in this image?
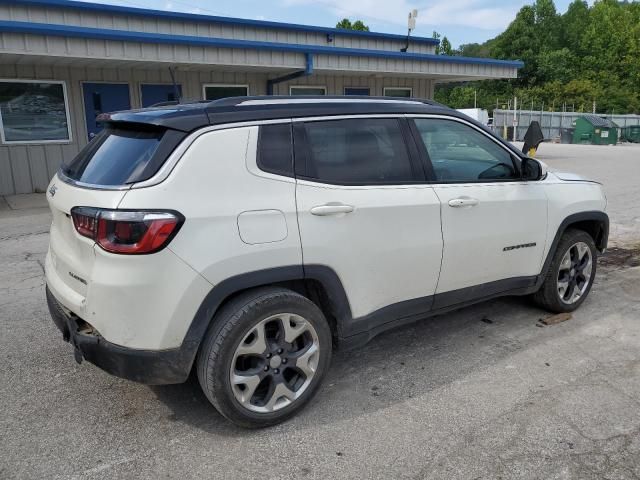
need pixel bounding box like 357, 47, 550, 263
437, 0, 640, 114
336, 18, 369, 31
458, 42, 492, 58
439, 37, 453, 56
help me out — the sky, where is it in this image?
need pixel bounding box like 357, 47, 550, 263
87, 0, 587, 48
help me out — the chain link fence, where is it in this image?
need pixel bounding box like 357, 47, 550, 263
491, 109, 640, 142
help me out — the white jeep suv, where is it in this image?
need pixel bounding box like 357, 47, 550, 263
45, 97, 608, 427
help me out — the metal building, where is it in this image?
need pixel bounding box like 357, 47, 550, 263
0, 0, 523, 195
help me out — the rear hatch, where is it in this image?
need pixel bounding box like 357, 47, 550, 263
46, 123, 185, 311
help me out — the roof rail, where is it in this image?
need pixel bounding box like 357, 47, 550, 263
206, 95, 445, 108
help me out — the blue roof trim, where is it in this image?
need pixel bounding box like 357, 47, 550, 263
5, 0, 441, 46
0, 20, 525, 68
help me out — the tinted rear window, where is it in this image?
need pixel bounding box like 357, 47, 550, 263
61, 126, 183, 185
257, 123, 293, 177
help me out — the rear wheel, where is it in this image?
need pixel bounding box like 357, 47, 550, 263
196, 287, 332, 428
533, 229, 597, 313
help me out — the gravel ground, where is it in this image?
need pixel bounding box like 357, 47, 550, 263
1, 143, 639, 480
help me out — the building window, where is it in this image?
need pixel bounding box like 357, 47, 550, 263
0, 80, 72, 144
140, 83, 183, 107
203, 84, 249, 100
344, 87, 370, 96
383, 87, 412, 98
290, 86, 327, 96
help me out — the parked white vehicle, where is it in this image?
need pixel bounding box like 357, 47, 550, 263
456, 108, 489, 125
45, 97, 608, 427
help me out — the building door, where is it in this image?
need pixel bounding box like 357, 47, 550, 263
140, 84, 182, 107
82, 83, 131, 140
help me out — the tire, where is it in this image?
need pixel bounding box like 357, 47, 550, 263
196, 287, 332, 428
533, 228, 598, 313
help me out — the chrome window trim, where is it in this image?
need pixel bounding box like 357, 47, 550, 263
58, 112, 525, 192
56, 170, 133, 191
238, 98, 417, 106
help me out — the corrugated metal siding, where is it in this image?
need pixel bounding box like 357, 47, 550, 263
0, 31, 517, 79
0, 65, 436, 195
0, 3, 437, 55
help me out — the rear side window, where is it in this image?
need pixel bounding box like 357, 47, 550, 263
61, 126, 184, 186
301, 118, 414, 184
257, 123, 293, 177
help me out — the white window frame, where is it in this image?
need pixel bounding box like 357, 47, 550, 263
290, 86, 327, 95
202, 84, 249, 100
383, 87, 413, 98
0, 79, 73, 145
343, 86, 371, 96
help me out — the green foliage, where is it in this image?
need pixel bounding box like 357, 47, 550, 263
435, 0, 640, 114
432, 31, 454, 55
439, 37, 454, 55
336, 18, 369, 31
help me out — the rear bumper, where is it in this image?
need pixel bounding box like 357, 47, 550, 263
46, 286, 194, 385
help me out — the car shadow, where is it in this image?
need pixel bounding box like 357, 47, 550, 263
149, 294, 562, 435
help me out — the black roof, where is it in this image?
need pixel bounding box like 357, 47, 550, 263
98, 96, 455, 132
581, 114, 618, 128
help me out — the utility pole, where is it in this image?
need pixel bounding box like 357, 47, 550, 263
474, 89, 477, 109
592, 100, 596, 114
512, 96, 518, 142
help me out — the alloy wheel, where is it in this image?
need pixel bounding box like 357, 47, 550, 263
229, 313, 320, 413
557, 241, 593, 304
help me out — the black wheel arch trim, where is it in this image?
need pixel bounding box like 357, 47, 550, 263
537, 211, 609, 288
177, 265, 352, 376
184, 210, 609, 373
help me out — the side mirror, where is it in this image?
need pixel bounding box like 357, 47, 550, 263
521, 157, 548, 181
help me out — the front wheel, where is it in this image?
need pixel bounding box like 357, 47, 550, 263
196, 287, 332, 428
533, 229, 597, 313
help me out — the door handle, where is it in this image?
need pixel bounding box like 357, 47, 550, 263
310, 204, 354, 216
448, 197, 479, 208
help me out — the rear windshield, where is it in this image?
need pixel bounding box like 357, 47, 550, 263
61, 126, 184, 186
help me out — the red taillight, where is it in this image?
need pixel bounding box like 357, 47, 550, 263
71, 207, 183, 254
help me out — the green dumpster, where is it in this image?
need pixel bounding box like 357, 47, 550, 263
572, 115, 618, 145
622, 125, 640, 143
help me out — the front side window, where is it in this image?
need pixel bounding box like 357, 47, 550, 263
0, 80, 71, 143
302, 118, 414, 184
412, 118, 518, 182
203, 85, 248, 100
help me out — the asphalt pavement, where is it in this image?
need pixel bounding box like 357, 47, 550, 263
1, 143, 639, 479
